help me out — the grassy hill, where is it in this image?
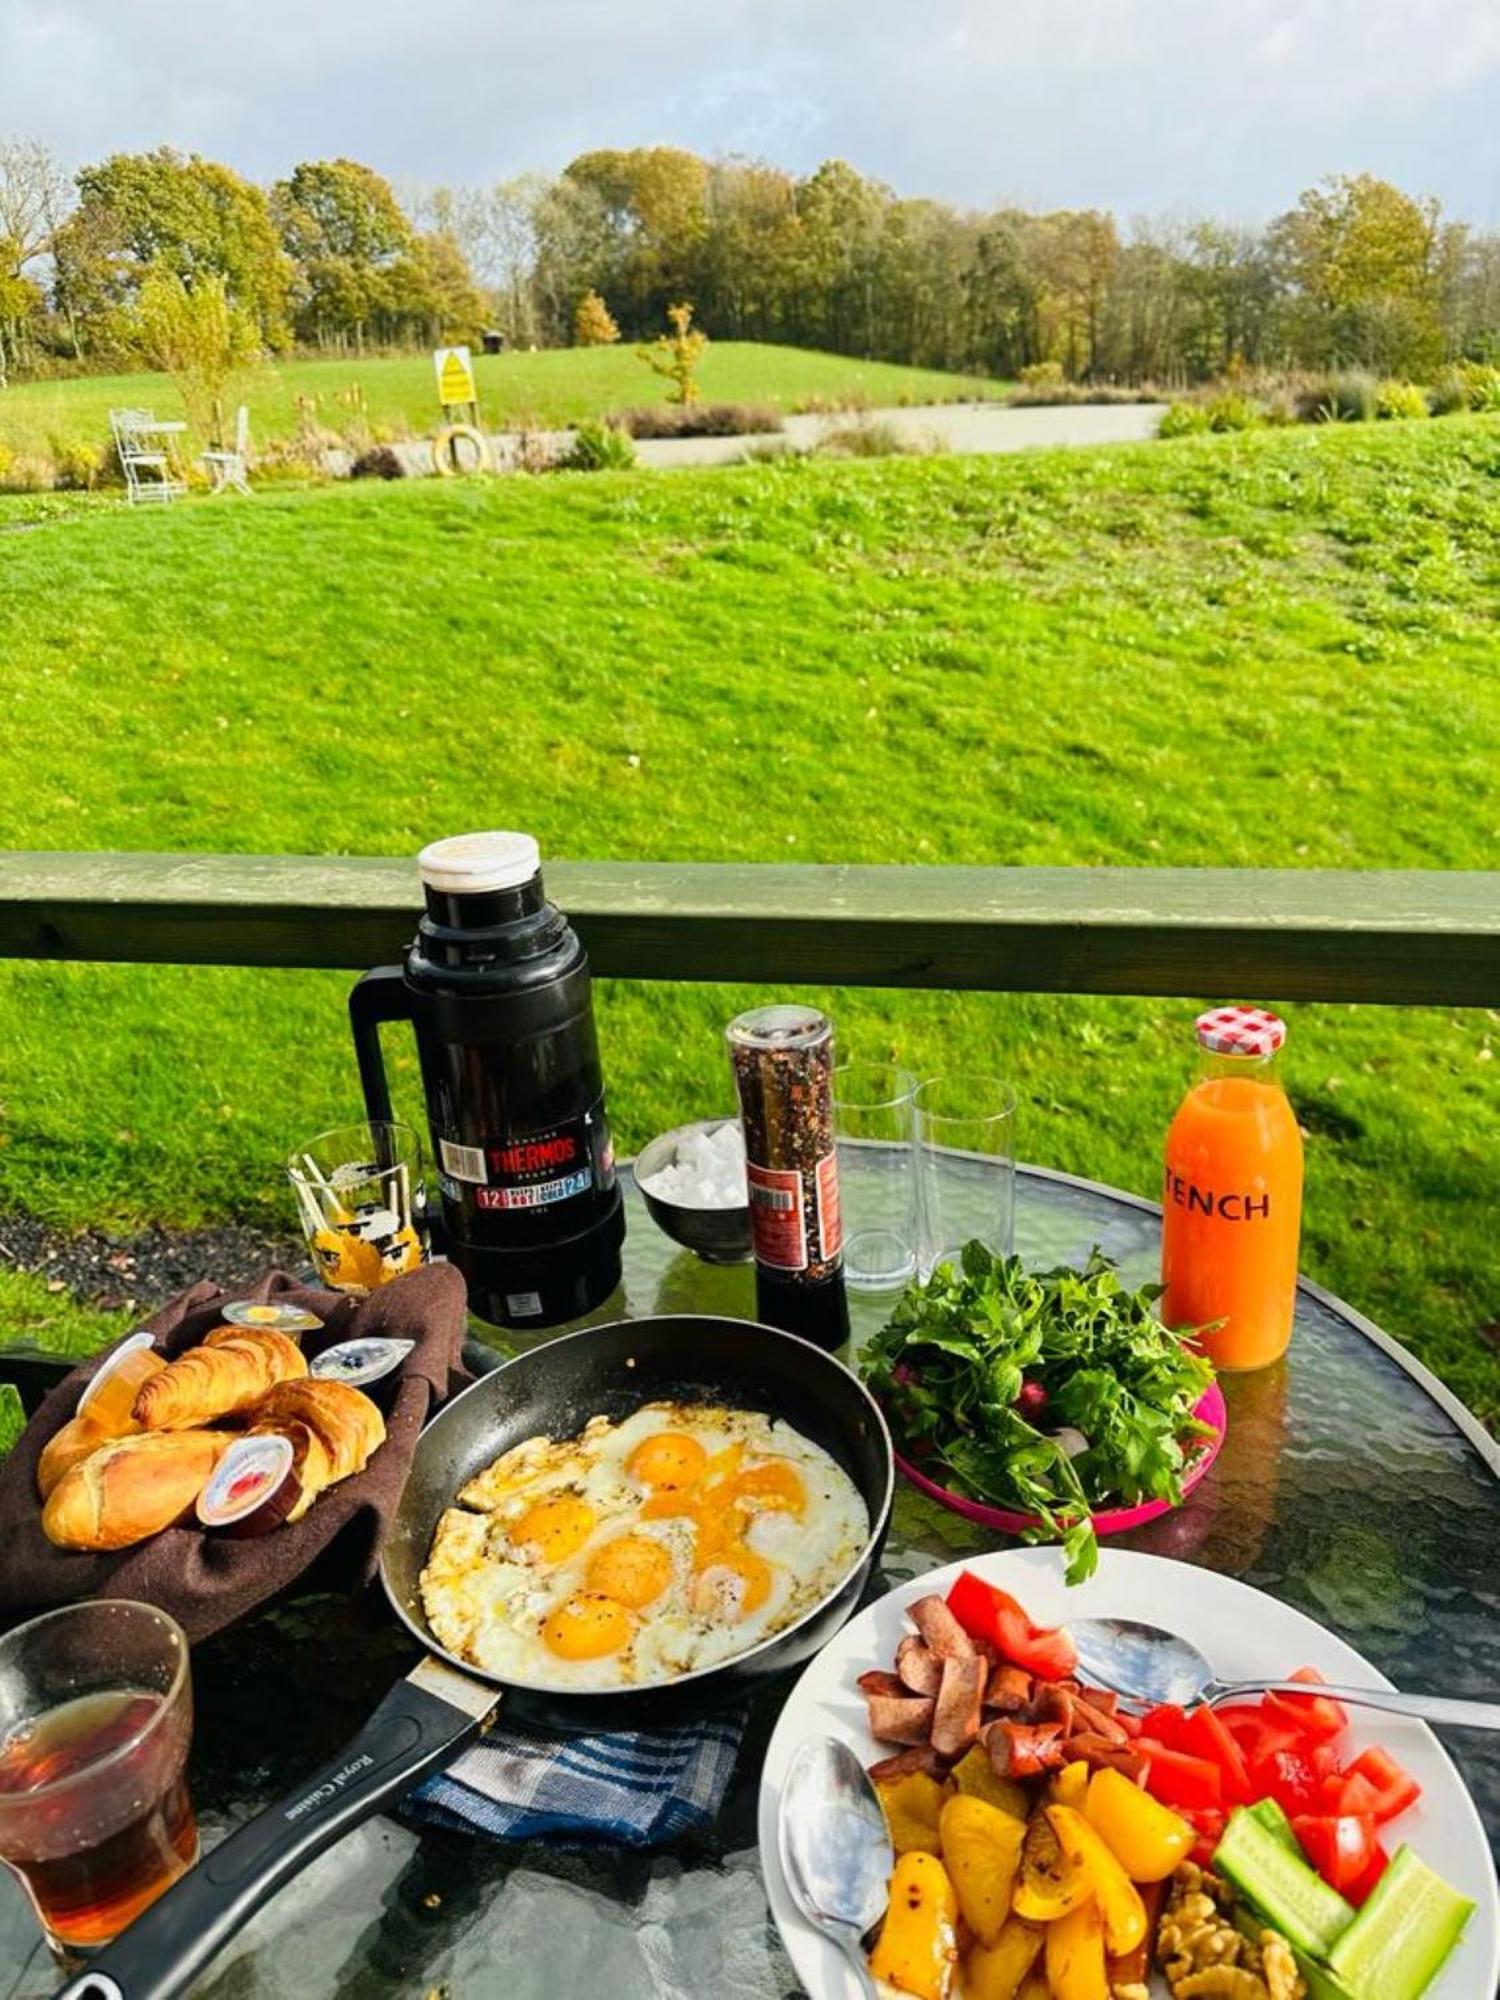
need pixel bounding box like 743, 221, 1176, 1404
0, 342, 1004, 459
0, 417, 1496, 1423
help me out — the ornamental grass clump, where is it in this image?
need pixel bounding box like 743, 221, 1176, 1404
1375, 380, 1429, 421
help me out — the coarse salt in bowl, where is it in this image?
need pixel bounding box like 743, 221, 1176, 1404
633, 1119, 752, 1264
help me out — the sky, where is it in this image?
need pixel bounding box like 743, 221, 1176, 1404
3, 0, 1499, 226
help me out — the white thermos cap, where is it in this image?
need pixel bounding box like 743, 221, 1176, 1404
418, 831, 541, 894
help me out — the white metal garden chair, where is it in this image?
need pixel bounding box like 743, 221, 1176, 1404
109, 409, 187, 505
201, 405, 251, 495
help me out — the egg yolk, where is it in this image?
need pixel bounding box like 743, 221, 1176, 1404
541, 1592, 634, 1660
692, 1548, 773, 1620
731, 1459, 805, 1514
628, 1431, 708, 1490
509, 1494, 596, 1565
585, 1534, 674, 1608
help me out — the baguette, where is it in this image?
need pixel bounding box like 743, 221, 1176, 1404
38, 1411, 134, 1500
42, 1430, 234, 1550
248, 1378, 385, 1485
133, 1328, 307, 1431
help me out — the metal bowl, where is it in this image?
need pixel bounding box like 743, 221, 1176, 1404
632, 1118, 752, 1264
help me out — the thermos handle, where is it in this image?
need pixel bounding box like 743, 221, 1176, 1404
348, 965, 413, 1125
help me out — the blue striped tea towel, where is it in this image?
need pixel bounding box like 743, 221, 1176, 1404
403, 1710, 746, 1848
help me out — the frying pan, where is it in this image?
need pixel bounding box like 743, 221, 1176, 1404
56, 1314, 893, 2000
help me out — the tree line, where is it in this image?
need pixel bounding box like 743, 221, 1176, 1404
3, 136, 1497, 387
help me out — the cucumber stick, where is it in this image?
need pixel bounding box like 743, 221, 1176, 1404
1247, 1797, 1301, 1856
1326, 1844, 1475, 1999
1215, 1807, 1355, 1958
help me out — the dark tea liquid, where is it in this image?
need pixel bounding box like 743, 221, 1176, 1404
0, 1688, 196, 1948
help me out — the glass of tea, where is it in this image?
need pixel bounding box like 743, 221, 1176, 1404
0, 1599, 197, 1959
287, 1119, 428, 1295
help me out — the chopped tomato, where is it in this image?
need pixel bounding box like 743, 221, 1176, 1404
1318, 1769, 1381, 1818
1138, 1703, 1188, 1749
1178, 1805, 1227, 1866
1248, 1747, 1323, 1817
1262, 1667, 1349, 1742
1343, 1838, 1392, 1908
1346, 1746, 1422, 1825
1306, 1740, 1343, 1782
944, 1571, 1078, 1681
1139, 1741, 1222, 1811
1179, 1706, 1253, 1805
1215, 1706, 1305, 1764
1290, 1813, 1378, 1896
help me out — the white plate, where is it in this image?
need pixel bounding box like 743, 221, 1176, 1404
759, 1547, 1499, 1999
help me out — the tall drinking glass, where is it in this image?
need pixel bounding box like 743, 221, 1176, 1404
287, 1119, 428, 1295
832, 1062, 918, 1290
914, 1074, 1017, 1277
0, 1601, 196, 1960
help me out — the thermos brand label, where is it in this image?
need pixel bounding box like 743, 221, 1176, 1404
1163, 1168, 1272, 1220
442, 1112, 610, 1213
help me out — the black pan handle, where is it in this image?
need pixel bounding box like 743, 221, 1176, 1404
52, 1661, 498, 2000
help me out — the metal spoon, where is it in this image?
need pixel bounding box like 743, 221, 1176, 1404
779, 1735, 893, 1998
1072, 1616, 1500, 1730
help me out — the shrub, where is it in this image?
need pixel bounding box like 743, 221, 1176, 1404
557, 421, 637, 472
792, 389, 870, 415
1427, 369, 1470, 416
815, 418, 915, 458
49, 437, 106, 489
1203, 393, 1259, 432
1018, 360, 1066, 389
1009, 379, 1169, 407
1158, 401, 1209, 439
611, 402, 783, 439
574, 291, 620, 347
0, 449, 60, 493
1375, 380, 1428, 422
1456, 360, 1500, 411
1296, 372, 1377, 423
350, 445, 405, 479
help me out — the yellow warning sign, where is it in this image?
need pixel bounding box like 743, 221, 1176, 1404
434, 345, 476, 409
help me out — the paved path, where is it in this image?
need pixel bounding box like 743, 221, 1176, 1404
342, 399, 1163, 479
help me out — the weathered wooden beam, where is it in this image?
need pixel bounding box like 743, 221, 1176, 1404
0, 852, 1494, 1006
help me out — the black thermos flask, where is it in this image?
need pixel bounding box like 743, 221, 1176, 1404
349, 832, 625, 1329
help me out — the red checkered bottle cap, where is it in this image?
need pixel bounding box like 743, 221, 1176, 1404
1195, 1006, 1286, 1057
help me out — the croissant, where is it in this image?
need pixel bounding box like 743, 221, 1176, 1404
39, 1412, 129, 1500
132, 1328, 307, 1431
42, 1430, 233, 1550
248, 1378, 385, 1485
244, 1416, 334, 1522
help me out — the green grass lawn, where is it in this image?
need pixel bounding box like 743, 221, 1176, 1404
0, 342, 1003, 458
0, 418, 1497, 1424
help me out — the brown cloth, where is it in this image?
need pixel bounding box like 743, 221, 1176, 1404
0, 1262, 469, 1643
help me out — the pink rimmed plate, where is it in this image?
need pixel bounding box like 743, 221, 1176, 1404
892, 1380, 1227, 1535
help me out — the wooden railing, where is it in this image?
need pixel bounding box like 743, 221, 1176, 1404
0, 852, 1496, 1004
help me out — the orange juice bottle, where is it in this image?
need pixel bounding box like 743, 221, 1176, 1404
1160, 1007, 1303, 1370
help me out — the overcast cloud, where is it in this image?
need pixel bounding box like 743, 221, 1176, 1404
3, 0, 1498, 224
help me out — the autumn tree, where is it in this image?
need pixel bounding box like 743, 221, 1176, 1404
637, 301, 707, 403
63, 149, 291, 347
273, 158, 413, 349
1272, 174, 1449, 375
129, 261, 261, 444
574, 289, 619, 345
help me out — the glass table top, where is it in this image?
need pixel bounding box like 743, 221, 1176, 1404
2, 1163, 1496, 1998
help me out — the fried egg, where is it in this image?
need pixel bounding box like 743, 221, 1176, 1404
419, 1402, 869, 1689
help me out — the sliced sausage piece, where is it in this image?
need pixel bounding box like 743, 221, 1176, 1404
895, 1636, 944, 1697
908, 1595, 976, 1661
1070, 1694, 1129, 1744
866, 1693, 937, 1746
984, 1719, 1067, 1778
1036, 1682, 1077, 1735
930, 1654, 986, 1757
857, 1670, 910, 1700
868, 1745, 944, 1783
1067, 1733, 1147, 1779
985, 1663, 1033, 1712
1078, 1684, 1118, 1716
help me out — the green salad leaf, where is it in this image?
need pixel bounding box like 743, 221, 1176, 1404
860, 1243, 1216, 1584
